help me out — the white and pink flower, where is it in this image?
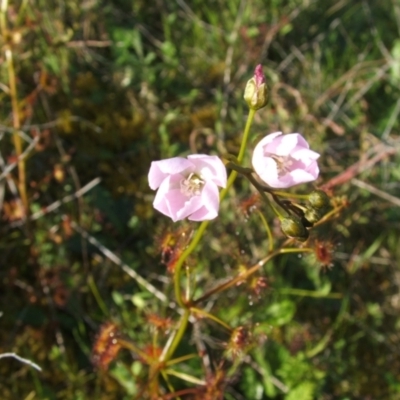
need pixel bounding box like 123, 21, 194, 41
148, 155, 227, 222
252, 132, 319, 188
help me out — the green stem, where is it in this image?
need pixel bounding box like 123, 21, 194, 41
225, 161, 285, 219
279, 247, 313, 254
0, 0, 7, 35
246, 172, 282, 217
1, 2, 29, 218
191, 307, 232, 331
6, 51, 28, 215
161, 370, 176, 397
218, 109, 257, 204
116, 338, 152, 364
87, 274, 108, 316
192, 247, 313, 305
237, 109, 256, 163
160, 309, 190, 362
164, 368, 205, 385
314, 204, 344, 226
174, 221, 209, 307
271, 191, 309, 200
165, 109, 257, 368
166, 353, 197, 367
173, 109, 257, 307
278, 288, 343, 299
256, 209, 274, 252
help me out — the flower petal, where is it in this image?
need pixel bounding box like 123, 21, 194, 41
275, 133, 301, 155
148, 154, 226, 221
188, 181, 220, 221
153, 176, 188, 221
188, 154, 227, 188
292, 147, 320, 161
252, 132, 320, 188
252, 157, 279, 186
148, 157, 193, 190
176, 196, 204, 221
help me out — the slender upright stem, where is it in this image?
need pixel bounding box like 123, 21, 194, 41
173, 109, 257, 307
237, 109, 256, 164
256, 209, 274, 252
0, 0, 7, 34
1, 1, 28, 215
165, 109, 257, 368
173, 221, 209, 307
7, 51, 28, 214
160, 309, 190, 362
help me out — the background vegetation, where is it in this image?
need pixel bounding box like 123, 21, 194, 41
1, 0, 400, 398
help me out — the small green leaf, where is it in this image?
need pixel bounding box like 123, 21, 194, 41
265, 299, 296, 326
285, 382, 315, 400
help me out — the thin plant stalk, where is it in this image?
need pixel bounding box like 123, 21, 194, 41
191, 307, 232, 331
192, 247, 313, 305
1, 0, 28, 215
165, 109, 257, 369
173, 109, 256, 307
256, 209, 274, 252
160, 309, 190, 362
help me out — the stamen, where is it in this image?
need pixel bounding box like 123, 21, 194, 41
269, 154, 294, 177
180, 173, 204, 197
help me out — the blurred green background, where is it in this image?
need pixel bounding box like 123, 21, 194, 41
1, 0, 400, 399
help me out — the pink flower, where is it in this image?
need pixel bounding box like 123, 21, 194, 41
252, 132, 320, 188
148, 155, 227, 222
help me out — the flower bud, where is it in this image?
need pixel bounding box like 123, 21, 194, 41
243, 64, 268, 110
308, 190, 330, 210
304, 207, 323, 225
301, 215, 313, 228
280, 216, 309, 241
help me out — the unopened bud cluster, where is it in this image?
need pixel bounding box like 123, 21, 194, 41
280, 190, 330, 241
304, 190, 330, 225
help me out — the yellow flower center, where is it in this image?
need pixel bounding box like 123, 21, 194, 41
180, 173, 204, 197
